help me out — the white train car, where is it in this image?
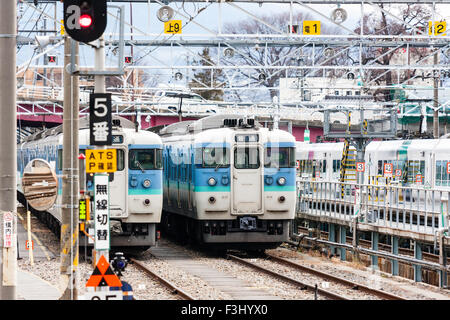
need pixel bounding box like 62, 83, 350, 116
158, 115, 297, 249
17, 116, 163, 252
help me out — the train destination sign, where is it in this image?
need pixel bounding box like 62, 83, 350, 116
85, 149, 117, 173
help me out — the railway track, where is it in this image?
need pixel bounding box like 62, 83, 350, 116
130, 258, 196, 300
265, 252, 406, 300
227, 254, 347, 300
228, 252, 406, 300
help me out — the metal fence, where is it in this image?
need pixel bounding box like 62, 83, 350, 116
296, 179, 450, 237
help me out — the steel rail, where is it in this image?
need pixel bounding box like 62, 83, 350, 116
265, 252, 406, 300
130, 258, 195, 300
227, 254, 347, 300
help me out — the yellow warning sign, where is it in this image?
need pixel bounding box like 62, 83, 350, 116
164, 20, 182, 34
303, 21, 321, 35
60, 20, 65, 36
428, 21, 446, 35
86, 149, 117, 173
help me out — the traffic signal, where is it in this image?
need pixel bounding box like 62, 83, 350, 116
63, 0, 107, 43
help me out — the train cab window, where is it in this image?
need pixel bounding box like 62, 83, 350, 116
234, 147, 260, 169
129, 149, 162, 170
202, 147, 230, 168
333, 159, 341, 173
436, 160, 450, 186
264, 147, 296, 168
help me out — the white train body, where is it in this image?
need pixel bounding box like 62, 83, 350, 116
159, 115, 296, 248
17, 116, 163, 250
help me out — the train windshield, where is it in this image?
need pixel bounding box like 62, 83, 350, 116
264, 147, 296, 168
129, 149, 163, 170
234, 147, 260, 169
202, 147, 230, 168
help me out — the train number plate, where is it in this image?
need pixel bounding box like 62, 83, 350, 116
240, 217, 256, 230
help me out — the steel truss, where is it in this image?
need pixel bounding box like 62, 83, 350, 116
17, 0, 450, 105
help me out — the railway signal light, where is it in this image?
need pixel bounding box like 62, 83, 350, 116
63, 0, 107, 44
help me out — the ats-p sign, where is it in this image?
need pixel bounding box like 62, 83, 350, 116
86, 149, 117, 173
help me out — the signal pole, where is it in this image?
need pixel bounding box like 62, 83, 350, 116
60, 36, 80, 300
0, 0, 17, 300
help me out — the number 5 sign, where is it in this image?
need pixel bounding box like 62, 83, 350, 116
164, 20, 182, 34
90, 93, 112, 146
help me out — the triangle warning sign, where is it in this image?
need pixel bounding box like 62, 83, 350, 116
86, 255, 122, 288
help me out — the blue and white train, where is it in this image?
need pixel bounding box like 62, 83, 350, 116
157, 115, 297, 249
17, 116, 163, 252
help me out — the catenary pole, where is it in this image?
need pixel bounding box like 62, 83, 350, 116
60, 36, 80, 300
0, 0, 17, 300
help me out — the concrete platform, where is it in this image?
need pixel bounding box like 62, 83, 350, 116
16, 209, 61, 300
17, 270, 61, 300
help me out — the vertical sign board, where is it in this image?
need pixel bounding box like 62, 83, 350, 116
94, 174, 110, 251
90, 93, 112, 146
3, 212, 13, 248
383, 163, 393, 177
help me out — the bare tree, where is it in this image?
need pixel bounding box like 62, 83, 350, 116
222, 11, 341, 101
353, 4, 432, 101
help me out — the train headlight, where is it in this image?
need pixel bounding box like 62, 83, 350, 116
142, 179, 151, 188
265, 176, 274, 185
208, 177, 216, 186
277, 177, 286, 185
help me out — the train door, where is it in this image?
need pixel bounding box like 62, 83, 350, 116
109, 148, 127, 217
232, 145, 263, 214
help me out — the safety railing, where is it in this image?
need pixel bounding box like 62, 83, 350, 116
296, 179, 450, 237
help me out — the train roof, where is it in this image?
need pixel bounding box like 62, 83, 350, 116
22, 115, 136, 143
158, 115, 261, 137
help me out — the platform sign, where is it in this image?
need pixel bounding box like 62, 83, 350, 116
356, 162, 365, 172
395, 169, 402, 177
383, 163, 393, 177
90, 93, 112, 146
429, 21, 446, 35
164, 20, 182, 34
94, 174, 110, 251
447, 162, 450, 174
3, 212, 13, 248
303, 21, 320, 35
86, 149, 117, 173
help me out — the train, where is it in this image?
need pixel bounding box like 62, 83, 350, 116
156, 115, 297, 250
17, 116, 163, 253
296, 138, 450, 188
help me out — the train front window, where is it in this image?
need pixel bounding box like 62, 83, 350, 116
234, 147, 260, 169
202, 147, 230, 168
264, 147, 295, 168
129, 149, 162, 170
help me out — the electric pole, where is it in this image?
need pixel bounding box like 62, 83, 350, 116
433, 51, 439, 138
0, 0, 17, 300
60, 36, 80, 300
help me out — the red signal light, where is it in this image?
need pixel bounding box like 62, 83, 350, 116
79, 14, 93, 28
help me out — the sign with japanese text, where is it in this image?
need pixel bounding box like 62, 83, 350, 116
90, 93, 112, 146
303, 21, 320, 35
383, 163, 393, 177
94, 174, 110, 251
3, 212, 13, 248
79, 197, 90, 221
86, 149, 117, 173
164, 20, 182, 34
